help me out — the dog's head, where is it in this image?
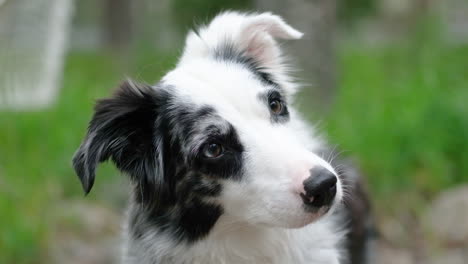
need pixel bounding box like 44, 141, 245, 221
73, 12, 342, 233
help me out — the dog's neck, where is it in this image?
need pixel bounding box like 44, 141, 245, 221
122, 203, 342, 264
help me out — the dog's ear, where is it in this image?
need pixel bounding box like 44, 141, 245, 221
180, 12, 302, 71
72, 80, 162, 200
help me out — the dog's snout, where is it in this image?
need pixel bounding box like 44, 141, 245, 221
301, 167, 337, 208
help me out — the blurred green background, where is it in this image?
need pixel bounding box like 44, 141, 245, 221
1, 0, 467, 263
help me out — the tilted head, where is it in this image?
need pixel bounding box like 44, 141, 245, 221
73, 11, 342, 242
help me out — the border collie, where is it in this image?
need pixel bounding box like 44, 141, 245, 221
73, 11, 372, 264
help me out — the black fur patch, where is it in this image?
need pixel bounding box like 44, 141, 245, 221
73, 80, 245, 243
176, 171, 223, 200
176, 199, 223, 242
73, 80, 161, 196
130, 199, 223, 243
213, 41, 277, 86
192, 123, 244, 180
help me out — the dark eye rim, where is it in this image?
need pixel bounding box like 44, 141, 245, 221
269, 99, 283, 114
201, 142, 224, 159
266, 90, 288, 115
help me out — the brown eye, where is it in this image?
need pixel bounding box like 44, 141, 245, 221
203, 143, 224, 158
269, 99, 283, 114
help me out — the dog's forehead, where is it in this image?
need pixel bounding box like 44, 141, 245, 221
162, 58, 269, 118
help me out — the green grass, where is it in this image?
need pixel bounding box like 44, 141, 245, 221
327, 40, 468, 203
0, 51, 178, 263
1, 32, 467, 263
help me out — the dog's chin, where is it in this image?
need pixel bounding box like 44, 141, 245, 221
283, 194, 339, 229
286, 207, 332, 229
256, 205, 333, 229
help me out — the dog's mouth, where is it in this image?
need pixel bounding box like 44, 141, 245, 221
286, 206, 332, 229
277, 194, 338, 229
303, 203, 332, 215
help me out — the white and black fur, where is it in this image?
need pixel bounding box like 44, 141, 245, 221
73, 12, 373, 264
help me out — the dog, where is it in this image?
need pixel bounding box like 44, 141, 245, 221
73, 11, 373, 264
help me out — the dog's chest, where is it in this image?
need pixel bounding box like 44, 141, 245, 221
123, 219, 342, 264
189, 228, 296, 264
197, 224, 340, 263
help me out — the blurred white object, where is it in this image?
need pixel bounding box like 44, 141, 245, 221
0, 0, 74, 110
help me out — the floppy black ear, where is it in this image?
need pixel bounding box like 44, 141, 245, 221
72, 80, 161, 196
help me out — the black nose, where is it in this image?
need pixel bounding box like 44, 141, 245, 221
301, 167, 337, 208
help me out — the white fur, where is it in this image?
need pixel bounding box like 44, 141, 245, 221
122, 11, 345, 264
123, 209, 345, 264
